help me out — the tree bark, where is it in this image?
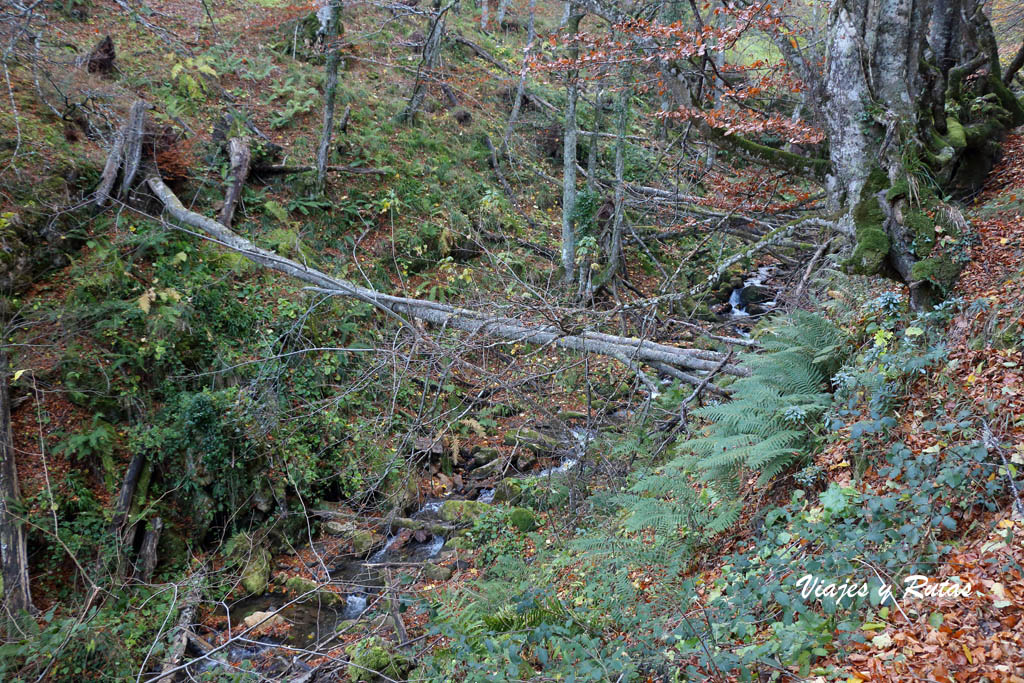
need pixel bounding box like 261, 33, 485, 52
316, 0, 343, 193
0, 350, 33, 630
156, 573, 204, 681
821, 0, 1021, 309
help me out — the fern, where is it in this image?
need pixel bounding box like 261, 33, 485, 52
678, 312, 847, 491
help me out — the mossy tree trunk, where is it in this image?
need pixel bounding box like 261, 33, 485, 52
823, 0, 1024, 309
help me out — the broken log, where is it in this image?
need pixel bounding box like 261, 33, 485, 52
137, 517, 163, 583
86, 35, 117, 75
218, 137, 251, 227
145, 172, 748, 384
120, 101, 150, 199
95, 125, 126, 207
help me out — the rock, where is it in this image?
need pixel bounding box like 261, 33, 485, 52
509, 507, 538, 532
243, 610, 284, 630
503, 428, 559, 456
240, 547, 272, 595
283, 576, 341, 605
472, 447, 500, 466
324, 520, 357, 536
438, 499, 491, 524
323, 521, 382, 555
413, 436, 445, 458
742, 284, 774, 305
492, 477, 526, 504
346, 636, 413, 682
422, 562, 453, 581
470, 455, 508, 479
351, 529, 382, 555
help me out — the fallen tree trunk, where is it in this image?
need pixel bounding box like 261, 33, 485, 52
145, 173, 749, 382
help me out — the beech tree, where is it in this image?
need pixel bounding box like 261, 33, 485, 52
566, 0, 1023, 308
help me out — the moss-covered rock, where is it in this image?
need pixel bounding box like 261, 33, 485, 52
283, 576, 342, 605
345, 636, 412, 682
904, 208, 937, 257
241, 547, 271, 595
508, 507, 538, 532
422, 562, 453, 581
438, 499, 491, 524
911, 256, 961, 292
351, 529, 382, 555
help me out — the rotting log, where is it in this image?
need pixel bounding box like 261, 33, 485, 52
137, 517, 163, 583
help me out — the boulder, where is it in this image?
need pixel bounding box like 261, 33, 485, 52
283, 576, 341, 605
438, 499, 491, 524
243, 610, 284, 630
351, 529, 383, 555
240, 547, 271, 595
422, 562, 453, 581
323, 521, 382, 555
503, 428, 559, 456
508, 507, 538, 532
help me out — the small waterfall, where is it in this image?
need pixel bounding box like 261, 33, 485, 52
728, 287, 749, 317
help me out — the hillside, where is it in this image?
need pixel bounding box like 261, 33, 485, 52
1, 0, 1023, 680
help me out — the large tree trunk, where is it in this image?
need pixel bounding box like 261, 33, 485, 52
823, 0, 1023, 309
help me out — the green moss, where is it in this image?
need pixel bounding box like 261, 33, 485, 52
904, 209, 936, 257
910, 256, 961, 292
346, 636, 412, 682
508, 507, 538, 532
438, 499, 491, 523
241, 548, 271, 595
848, 167, 891, 274
283, 576, 342, 604
944, 117, 967, 149
886, 178, 910, 202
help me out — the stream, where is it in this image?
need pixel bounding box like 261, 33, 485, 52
195, 428, 589, 673
726, 265, 779, 334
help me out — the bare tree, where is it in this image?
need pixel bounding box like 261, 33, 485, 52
316, 0, 344, 193
561, 6, 584, 284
